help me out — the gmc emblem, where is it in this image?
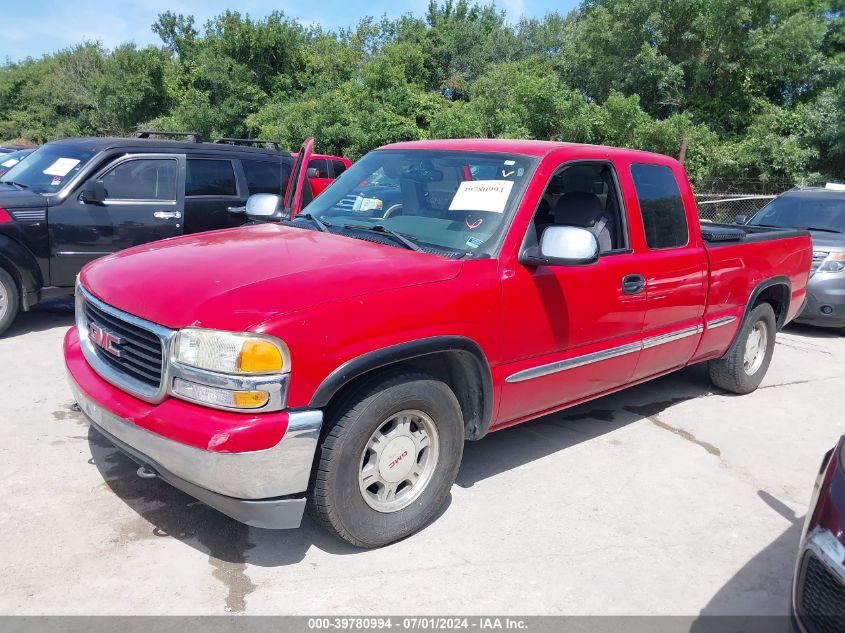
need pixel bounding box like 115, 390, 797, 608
88, 323, 123, 357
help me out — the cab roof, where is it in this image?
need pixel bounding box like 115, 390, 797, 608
379, 138, 677, 162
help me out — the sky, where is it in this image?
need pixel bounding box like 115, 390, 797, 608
1, 0, 580, 62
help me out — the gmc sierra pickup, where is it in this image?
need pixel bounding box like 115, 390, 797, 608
64, 139, 813, 548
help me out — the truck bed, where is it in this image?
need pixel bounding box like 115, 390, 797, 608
700, 222, 809, 245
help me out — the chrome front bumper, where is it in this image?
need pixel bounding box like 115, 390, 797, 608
69, 378, 323, 529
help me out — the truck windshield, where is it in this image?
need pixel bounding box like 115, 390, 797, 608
749, 194, 845, 234
302, 149, 536, 256
0, 144, 95, 194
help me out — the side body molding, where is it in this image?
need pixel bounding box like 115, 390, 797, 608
309, 336, 495, 441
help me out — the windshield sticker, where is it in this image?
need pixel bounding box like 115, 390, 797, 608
50, 176, 62, 186
449, 180, 514, 213
1, 158, 19, 168
466, 236, 484, 249
42, 158, 80, 177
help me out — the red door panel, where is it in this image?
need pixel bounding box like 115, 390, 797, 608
496, 252, 646, 425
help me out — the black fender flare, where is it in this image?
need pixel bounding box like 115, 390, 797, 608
309, 335, 495, 440
724, 275, 792, 354
744, 275, 792, 330
0, 234, 43, 310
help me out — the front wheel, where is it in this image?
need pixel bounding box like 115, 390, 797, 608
708, 303, 776, 394
309, 370, 464, 548
0, 267, 20, 337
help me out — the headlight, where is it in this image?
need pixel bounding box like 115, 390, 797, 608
173, 328, 290, 375
818, 253, 845, 274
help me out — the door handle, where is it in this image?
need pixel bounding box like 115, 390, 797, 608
622, 274, 646, 295
153, 211, 181, 220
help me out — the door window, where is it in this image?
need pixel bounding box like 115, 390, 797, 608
530, 162, 627, 254
631, 163, 688, 249
308, 158, 330, 178
186, 159, 237, 197
331, 160, 347, 177
101, 159, 177, 201
242, 159, 289, 195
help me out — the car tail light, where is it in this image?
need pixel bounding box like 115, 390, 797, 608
0, 208, 12, 224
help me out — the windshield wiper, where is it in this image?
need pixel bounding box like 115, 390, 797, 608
343, 223, 422, 251
297, 212, 331, 232
803, 226, 843, 234
1, 181, 30, 190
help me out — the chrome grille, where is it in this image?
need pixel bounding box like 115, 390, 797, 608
812, 250, 830, 274
799, 554, 845, 633
83, 300, 163, 388
76, 287, 171, 402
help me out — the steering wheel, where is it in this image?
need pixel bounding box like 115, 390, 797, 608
382, 203, 403, 219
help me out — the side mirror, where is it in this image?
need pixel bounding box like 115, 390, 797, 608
245, 193, 286, 222
520, 226, 599, 267
734, 214, 748, 225
306, 167, 320, 179
80, 180, 106, 204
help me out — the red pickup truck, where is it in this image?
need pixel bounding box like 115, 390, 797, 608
64, 139, 812, 548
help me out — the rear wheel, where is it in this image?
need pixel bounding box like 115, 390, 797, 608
309, 370, 464, 548
708, 303, 776, 394
0, 268, 20, 337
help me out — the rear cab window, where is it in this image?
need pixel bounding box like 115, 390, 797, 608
631, 163, 689, 249
186, 159, 237, 197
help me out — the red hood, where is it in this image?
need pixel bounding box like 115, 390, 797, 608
80, 224, 463, 330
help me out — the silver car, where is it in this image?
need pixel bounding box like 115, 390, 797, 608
745, 186, 845, 334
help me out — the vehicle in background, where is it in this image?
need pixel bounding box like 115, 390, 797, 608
230, 150, 351, 220
0, 132, 295, 335
295, 152, 352, 197
65, 139, 812, 547
741, 185, 845, 334
0, 145, 34, 154
0, 148, 35, 177
792, 436, 845, 630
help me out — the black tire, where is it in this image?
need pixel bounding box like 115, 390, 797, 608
709, 303, 777, 394
309, 370, 464, 548
0, 267, 20, 337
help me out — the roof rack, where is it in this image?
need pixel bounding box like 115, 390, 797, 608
213, 138, 282, 151
135, 130, 203, 143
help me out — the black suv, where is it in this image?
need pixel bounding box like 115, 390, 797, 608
0, 132, 293, 335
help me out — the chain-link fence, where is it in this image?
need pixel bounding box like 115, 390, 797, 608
694, 177, 793, 224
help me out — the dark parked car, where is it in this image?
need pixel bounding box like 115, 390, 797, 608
0, 133, 294, 335
793, 437, 845, 629
743, 185, 845, 334
0, 148, 35, 177
0, 145, 33, 154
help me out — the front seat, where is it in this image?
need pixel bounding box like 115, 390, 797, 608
553, 192, 613, 252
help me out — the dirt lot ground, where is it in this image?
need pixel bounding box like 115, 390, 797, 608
1, 298, 844, 616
